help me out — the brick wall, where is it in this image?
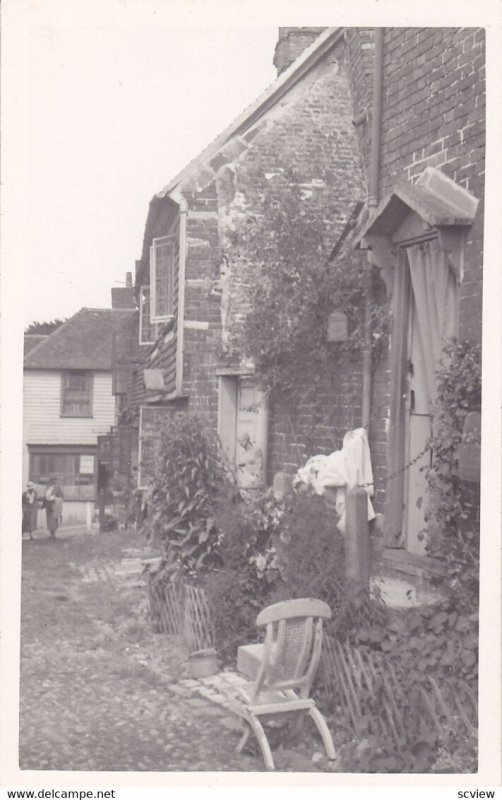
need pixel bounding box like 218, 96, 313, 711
273, 27, 327, 75
267, 348, 364, 480
138, 28, 484, 513
347, 27, 485, 515
378, 27, 485, 343
344, 27, 375, 184
174, 38, 368, 474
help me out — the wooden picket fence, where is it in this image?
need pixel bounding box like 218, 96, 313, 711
320, 634, 478, 744
147, 572, 215, 652
146, 573, 477, 747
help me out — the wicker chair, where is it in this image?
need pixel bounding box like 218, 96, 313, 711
226, 598, 336, 770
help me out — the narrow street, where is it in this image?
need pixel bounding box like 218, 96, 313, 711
19, 528, 333, 773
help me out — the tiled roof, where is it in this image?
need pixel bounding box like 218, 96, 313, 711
24, 334, 48, 355
24, 308, 135, 370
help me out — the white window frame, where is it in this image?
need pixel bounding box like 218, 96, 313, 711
139, 285, 156, 345
150, 235, 175, 323
60, 370, 93, 418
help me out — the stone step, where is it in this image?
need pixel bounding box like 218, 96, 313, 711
237, 643, 264, 680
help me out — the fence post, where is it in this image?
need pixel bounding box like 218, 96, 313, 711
345, 487, 370, 595
86, 501, 92, 531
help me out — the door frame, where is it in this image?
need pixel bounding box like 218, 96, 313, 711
385, 228, 438, 549
217, 372, 269, 487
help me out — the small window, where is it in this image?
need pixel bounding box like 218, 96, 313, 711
139, 285, 158, 345
61, 371, 93, 417
30, 451, 95, 486
150, 235, 175, 323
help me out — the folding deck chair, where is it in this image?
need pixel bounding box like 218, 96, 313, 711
226, 597, 336, 770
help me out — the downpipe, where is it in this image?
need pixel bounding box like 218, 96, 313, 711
362, 27, 384, 430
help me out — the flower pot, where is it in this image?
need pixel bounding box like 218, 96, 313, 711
186, 648, 218, 679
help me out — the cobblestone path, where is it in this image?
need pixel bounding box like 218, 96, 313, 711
19, 529, 335, 773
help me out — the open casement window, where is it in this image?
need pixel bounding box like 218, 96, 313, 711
61, 371, 93, 417
139, 285, 159, 345
150, 235, 175, 323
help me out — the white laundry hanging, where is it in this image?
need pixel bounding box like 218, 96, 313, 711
294, 428, 375, 533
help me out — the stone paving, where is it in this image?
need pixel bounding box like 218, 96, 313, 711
19, 529, 338, 773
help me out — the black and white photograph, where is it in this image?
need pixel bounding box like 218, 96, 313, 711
1, 1, 501, 796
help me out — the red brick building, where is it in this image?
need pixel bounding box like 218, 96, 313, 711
131, 28, 368, 488
119, 27, 484, 596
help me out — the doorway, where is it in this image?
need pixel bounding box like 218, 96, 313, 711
218, 375, 268, 489
388, 239, 458, 554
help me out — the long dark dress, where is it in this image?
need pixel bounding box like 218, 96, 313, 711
44, 484, 64, 536
22, 490, 38, 536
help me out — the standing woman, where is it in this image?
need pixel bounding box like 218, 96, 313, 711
44, 476, 64, 538
22, 481, 39, 539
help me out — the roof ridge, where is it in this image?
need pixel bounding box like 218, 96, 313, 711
158, 27, 343, 200
23, 310, 83, 363
79, 306, 135, 312
24, 306, 136, 369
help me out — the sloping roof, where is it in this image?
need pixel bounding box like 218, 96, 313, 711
24, 334, 48, 355
24, 308, 135, 370
157, 27, 343, 200
136, 27, 344, 287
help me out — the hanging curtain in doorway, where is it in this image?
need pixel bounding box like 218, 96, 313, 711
406, 240, 457, 409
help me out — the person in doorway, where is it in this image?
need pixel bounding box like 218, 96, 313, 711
44, 476, 64, 538
22, 481, 39, 539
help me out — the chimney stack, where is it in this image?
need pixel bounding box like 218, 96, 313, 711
111, 272, 135, 309
273, 27, 327, 76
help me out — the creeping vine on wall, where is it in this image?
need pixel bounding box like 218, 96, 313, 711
225, 169, 388, 406
426, 339, 481, 603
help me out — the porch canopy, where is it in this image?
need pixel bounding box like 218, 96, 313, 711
355, 166, 478, 247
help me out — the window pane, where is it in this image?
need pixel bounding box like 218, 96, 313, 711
140, 286, 156, 344
79, 454, 95, 474
153, 238, 174, 318
29, 451, 95, 486
62, 371, 92, 415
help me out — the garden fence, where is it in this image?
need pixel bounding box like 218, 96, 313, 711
147, 573, 215, 652
147, 573, 477, 748
320, 634, 478, 744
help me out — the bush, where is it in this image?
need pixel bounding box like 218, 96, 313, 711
204, 490, 352, 662
425, 339, 481, 616
147, 413, 234, 578
275, 492, 346, 614
202, 490, 284, 662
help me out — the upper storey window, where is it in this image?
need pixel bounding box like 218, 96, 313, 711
150, 235, 176, 323
61, 371, 93, 417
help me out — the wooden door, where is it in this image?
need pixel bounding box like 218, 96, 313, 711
235, 379, 268, 489
403, 291, 432, 554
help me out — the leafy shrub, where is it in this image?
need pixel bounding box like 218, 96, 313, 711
147, 413, 234, 577
274, 492, 347, 614
226, 170, 387, 405
321, 342, 481, 772
424, 339, 481, 644
202, 490, 284, 662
